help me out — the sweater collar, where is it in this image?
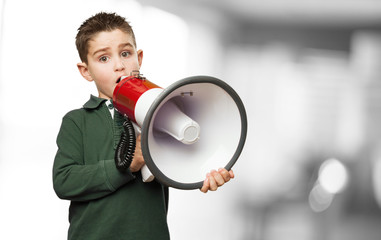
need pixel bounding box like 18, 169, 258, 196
83, 95, 108, 109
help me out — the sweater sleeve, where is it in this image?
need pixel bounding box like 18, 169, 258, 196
52, 115, 135, 202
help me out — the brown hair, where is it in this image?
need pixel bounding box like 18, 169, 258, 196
75, 12, 137, 63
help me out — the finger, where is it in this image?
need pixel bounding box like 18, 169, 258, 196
134, 135, 143, 158
208, 173, 218, 191
200, 174, 210, 193
218, 168, 231, 182
134, 145, 142, 158
229, 169, 235, 179
211, 170, 225, 187
136, 135, 141, 147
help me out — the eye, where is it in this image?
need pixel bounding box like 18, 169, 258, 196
121, 51, 130, 58
99, 56, 109, 63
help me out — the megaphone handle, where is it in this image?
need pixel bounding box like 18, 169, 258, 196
141, 164, 155, 182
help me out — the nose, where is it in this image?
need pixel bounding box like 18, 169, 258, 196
114, 58, 125, 72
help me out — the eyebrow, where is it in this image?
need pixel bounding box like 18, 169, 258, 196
92, 43, 134, 57
92, 47, 110, 57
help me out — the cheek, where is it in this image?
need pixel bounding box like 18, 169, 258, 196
90, 64, 112, 79
124, 59, 140, 70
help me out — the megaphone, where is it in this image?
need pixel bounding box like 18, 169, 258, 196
113, 71, 247, 190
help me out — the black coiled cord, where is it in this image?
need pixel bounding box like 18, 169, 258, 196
115, 118, 136, 171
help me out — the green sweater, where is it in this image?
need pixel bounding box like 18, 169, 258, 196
53, 95, 170, 240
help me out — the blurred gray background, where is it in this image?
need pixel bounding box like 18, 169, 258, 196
1, 0, 381, 239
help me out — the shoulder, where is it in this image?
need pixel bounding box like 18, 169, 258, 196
62, 95, 107, 121
61, 107, 88, 124
56, 108, 88, 134
64, 107, 87, 118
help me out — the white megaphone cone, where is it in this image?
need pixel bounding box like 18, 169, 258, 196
113, 71, 247, 190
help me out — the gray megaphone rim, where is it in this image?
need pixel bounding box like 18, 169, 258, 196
141, 75, 248, 190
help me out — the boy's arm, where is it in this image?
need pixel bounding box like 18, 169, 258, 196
53, 116, 135, 202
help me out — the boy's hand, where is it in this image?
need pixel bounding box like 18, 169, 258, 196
200, 168, 234, 193
129, 135, 145, 172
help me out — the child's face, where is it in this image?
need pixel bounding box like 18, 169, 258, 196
77, 29, 143, 99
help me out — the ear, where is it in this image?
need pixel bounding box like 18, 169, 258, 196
137, 49, 143, 69
77, 62, 93, 82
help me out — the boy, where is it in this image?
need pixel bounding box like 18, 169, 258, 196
53, 12, 234, 239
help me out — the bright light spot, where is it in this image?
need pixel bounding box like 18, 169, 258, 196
318, 158, 349, 194
309, 183, 334, 212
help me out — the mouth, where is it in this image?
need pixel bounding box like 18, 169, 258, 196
116, 75, 129, 84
